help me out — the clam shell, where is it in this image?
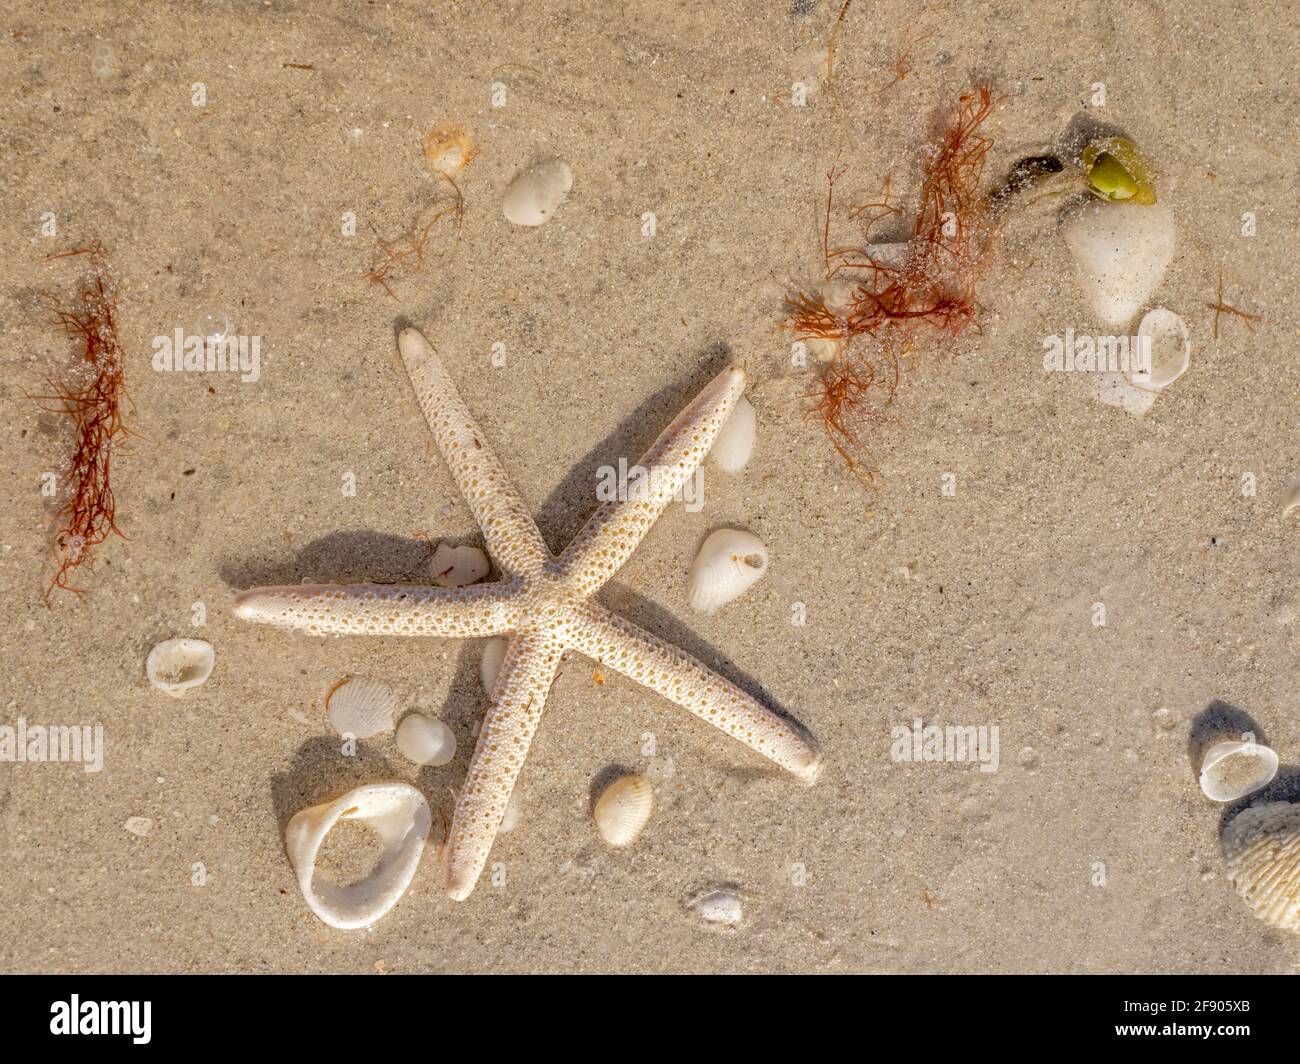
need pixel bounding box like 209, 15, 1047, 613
1062, 200, 1175, 330
1221, 801, 1300, 933
502, 158, 572, 226
1126, 307, 1190, 393
1199, 740, 1279, 802
709, 395, 756, 473
481, 636, 509, 694
285, 783, 431, 930
396, 713, 457, 767
593, 774, 653, 847
691, 889, 743, 926
431, 543, 490, 587
688, 529, 769, 614
146, 638, 214, 697
327, 676, 399, 739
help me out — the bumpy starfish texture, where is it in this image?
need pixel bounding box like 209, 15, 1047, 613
234, 326, 820, 901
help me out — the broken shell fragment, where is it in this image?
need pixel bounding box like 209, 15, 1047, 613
709, 395, 756, 473
688, 529, 769, 614
1221, 801, 1300, 932
1199, 740, 1279, 802
593, 773, 653, 847
146, 638, 215, 698
1062, 200, 1175, 330
1127, 307, 1190, 393
327, 676, 399, 739
431, 543, 490, 587
502, 158, 573, 226
423, 121, 478, 177
285, 783, 431, 930
396, 712, 457, 767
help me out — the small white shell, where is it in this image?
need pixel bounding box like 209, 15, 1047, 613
284, 783, 431, 930
395, 713, 457, 767
431, 543, 490, 587
709, 395, 756, 473
1199, 740, 1279, 802
499, 789, 523, 834
502, 158, 573, 226
1062, 200, 1176, 330
1126, 307, 1190, 392
691, 889, 743, 926
146, 638, 214, 698
688, 529, 769, 614
481, 636, 509, 694
593, 774, 653, 847
124, 816, 154, 837
1221, 801, 1300, 933
327, 677, 398, 739
1283, 481, 1300, 521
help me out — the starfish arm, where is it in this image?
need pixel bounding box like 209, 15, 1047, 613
557, 366, 746, 598
573, 602, 821, 781
445, 630, 564, 901
398, 326, 551, 577
232, 582, 519, 637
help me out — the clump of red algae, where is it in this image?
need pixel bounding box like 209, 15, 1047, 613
787, 82, 1003, 476
29, 241, 133, 597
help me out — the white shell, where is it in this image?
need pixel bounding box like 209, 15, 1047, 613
502, 158, 573, 226
709, 395, 756, 473
1062, 200, 1175, 330
146, 638, 214, 698
1126, 307, 1190, 392
691, 889, 743, 926
327, 676, 399, 739
688, 529, 769, 614
1282, 481, 1300, 521
396, 713, 457, 767
124, 816, 154, 837
1221, 801, 1300, 932
499, 789, 523, 834
593, 774, 653, 847
1199, 740, 1279, 802
481, 636, 509, 694
431, 543, 490, 587
284, 783, 431, 930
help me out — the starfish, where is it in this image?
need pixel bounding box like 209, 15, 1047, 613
234, 326, 821, 901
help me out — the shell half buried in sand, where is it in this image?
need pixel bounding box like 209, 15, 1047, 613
1126, 307, 1190, 393
1221, 801, 1300, 933
502, 158, 573, 226
285, 783, 431, 930
146, 638, 214, 697
1062, 200, 1175, 331
593, 773, 653, 847
1199, 740, 1279, 802
709, 395, 756, 473
688, 529, 769, 614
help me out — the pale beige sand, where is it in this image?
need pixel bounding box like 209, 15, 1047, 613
0, 0, 1297, 973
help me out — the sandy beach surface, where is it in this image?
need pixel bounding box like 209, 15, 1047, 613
1, 0, 1296, 973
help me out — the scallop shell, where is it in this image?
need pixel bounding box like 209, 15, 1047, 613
1199, 740, 1279, 802
691, 889, 743, 926
481, 636, 509, 694
688, 529, 769, 614
502, 158, 572, 226
327, 676, 399, 739
423, 121, 478, 177
1062, 200, 1175, 330
146, 638, 214, 698
285, 783, 431, 930
1126, 307, 1190, 393
593, 774, 653, 847
1221, 801, 1300, 933
709, 395, 756, 473
431, 543, 490, 587
395, 713, 456, 767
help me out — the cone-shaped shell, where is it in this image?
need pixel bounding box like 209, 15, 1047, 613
593, 774, 653, 847
1222, 801, 1300, 932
